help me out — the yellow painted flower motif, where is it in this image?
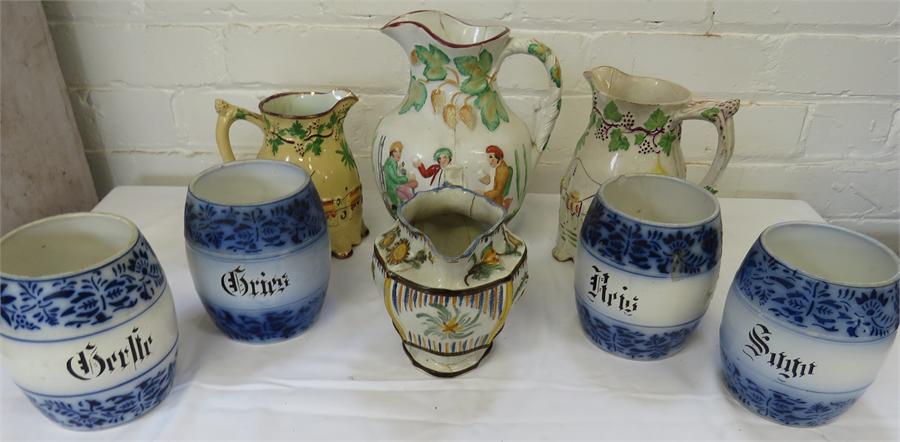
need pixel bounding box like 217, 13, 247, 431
441, 318, 461, 334
482, 247, 500, 266
379, 230, 397, 249
387, 239, 410, 265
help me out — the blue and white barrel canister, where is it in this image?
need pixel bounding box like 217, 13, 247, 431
0, 213, 178, 430
575, 174, 722, 360
184, 160, 330, 343
720, 222, 899, 427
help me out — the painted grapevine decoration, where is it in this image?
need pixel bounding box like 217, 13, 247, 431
214, 90, 368, 258
593, 101, 680, 156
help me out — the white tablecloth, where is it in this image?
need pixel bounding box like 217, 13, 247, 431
1, 187, 897, 440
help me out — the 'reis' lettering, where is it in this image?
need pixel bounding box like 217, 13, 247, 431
743, 323, 817, 380
66, 327, 153, 381
587, 265, 638, 316
220, 266, 290, 297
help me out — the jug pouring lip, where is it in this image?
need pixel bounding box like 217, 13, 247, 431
584, 65, 693, 106
381, 9, 509, 49
396, 185, 507, 263
258, 89, 358, 120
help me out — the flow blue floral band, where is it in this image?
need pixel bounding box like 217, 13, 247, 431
200, 287, 326, 343
1, 235, 167, 334
580, 199, 721, 278
184, 184, 326, 256
734, 240, 899, 340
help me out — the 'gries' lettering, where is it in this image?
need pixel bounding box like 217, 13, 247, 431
66, 327, 153, 381
743, 323, 817, 380
220, 266, 290, 297
588, 265, 638, 316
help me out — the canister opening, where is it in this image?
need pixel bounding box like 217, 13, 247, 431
599, 174, 719, 227
189, 160, 310, 207
0, 213, 138, 279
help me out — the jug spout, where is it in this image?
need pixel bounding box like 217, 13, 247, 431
381, 10, 510, 58
583, 66, 691, 105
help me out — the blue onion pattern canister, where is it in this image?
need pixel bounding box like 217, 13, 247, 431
720, 222, 900, 427
184, 160, 330, 343
575, 174, 722, 360
0, 213, 178, 430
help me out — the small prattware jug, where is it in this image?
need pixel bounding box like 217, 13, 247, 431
721, 222, 899, 427
553, 66, 739, 262
0, 213, 178, 430
185, 160, 330, 343
575, 174, 722, 360
373, 10, 562, 220
215, 89, 367, 258
372, 186, 528, 376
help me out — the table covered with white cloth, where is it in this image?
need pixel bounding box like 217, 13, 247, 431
1, 187, 896, 440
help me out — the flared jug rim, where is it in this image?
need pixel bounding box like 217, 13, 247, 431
585, 66, 693, 106
381, 10, 510, 49
258, 89, 358, 120
396, 185, 507, 262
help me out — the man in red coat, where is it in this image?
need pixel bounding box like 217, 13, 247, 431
412, 147, 453, 187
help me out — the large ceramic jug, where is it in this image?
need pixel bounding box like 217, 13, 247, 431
215, 90, 367, 258
553, 66, 740, 262
373, 10, 562, 220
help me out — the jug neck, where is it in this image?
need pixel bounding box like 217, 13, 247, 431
259, 90, 357, 125
383, 10, 511, 81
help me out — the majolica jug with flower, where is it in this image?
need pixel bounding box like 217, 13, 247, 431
215, 89, 367, 258
372, 186, 528, 377
553, 66, 740, 262
373, 10, 562, 220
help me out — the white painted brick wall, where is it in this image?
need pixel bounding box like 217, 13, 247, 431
43, 0, 900, 250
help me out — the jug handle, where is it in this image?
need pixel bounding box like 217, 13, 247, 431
214, 99, 265, 162
672, 99, 740, 191
497, 38, 562, 153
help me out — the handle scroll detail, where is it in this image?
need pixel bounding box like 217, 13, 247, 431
673, 99, 740, 190
214, 99, 265, 162
498, 37, 562, 153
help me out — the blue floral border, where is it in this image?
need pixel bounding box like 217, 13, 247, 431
1, 235, 167, 334
576, 298, 700, 360
580, 199, 721, 278
734, 240, 899, 339
202, 287, 326, 343
721, 350, 857, 427
184, 184, 326, 256
25, 359, 176, 430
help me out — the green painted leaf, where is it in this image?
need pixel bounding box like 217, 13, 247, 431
414, 44, 450, 81
454, 50, 493, 95
644, 108, 669, 130
287, 120, 307, 138
634, 133, 646, 145
701, 107, 720, 122
399, 77, 427, 114
659, 131, 677, 155
270, 137, 283, 156
473, 89, 509, 131
608, 128, 629, 151
549, 62, 561, 88
603, 101, 622, 122
527, 42, 549, 62
307, 137, 324, 156
704, 185, 719, 194
338, 139, 356, 169
235, 109, 246, 120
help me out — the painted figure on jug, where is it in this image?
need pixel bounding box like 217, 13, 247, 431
479, 145, 513, 208
413, 147, 453, 187
383, 141, 419, 210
